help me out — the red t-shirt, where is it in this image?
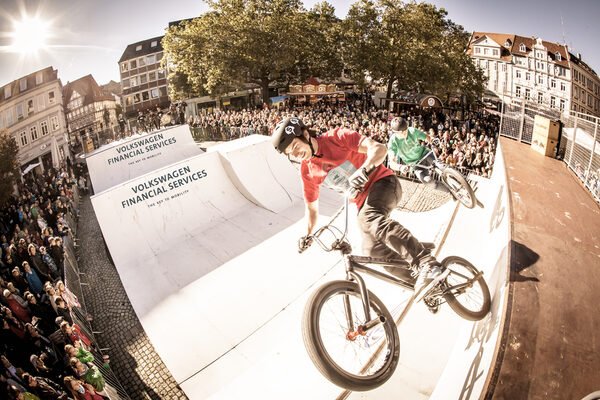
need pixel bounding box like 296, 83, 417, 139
300, 127, 394, 209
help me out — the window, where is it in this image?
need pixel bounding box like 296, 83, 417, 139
50, 116, 59, 130
516, 70, 522, 79
582, 90, 586, 102
493, 61, 497, 70
19, 131, 28, 146
484, 48, 489, 55
474, 59, 479, 67
136, 45, 142, 51
133, 93, 141, 103
157, 69, 165, 79
502, 63, 506, 72
123, 79, 130, 89
125, 96, 133, 106
130, 77, 137, 87
494, 80, 498, 91
555, 52, 562, 61
130, 59, 137, 69
20, 79, 27, 91
156, 52, 163, 62
525, 88, 531, 100
537, 92, 543, 104
551, 80, 556, 88
493, 49, 499, 56
526, 72, 531, 81
550, 96, 556, 108
41, 120, 49, 135
138, 57, 146, 67
519, 43, 526, 52
16, 104, 24, 121
474, 47, 480, 54
574, 86, 579, 99
4, 86, 11, 98
588, 96, 593, 107
560, 82, 566, 91
151, 88, 159, 98
560, 99, 565, 111
48, 91, 55, 104
140, 74, 147, 84
146, 55, 155, 64
515, 86, 521, 97
142, 91, 149, 101
148, 71, 156, 81
27, 99, 34, 115
159, 86, 167, 97
121, 63, 129, 72
538, 75, 544, 84
151, 40, 158, 47
36, 73, 43, 85
483, 60, 488, 69
30, 125, 39, 141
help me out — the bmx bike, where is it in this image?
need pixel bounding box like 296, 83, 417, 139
299, 197, 491, 391
395, 137, 478, 209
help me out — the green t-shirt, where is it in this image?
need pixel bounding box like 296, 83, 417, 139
387, 127, 428, 165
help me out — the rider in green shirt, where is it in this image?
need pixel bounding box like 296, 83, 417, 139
387, 117, 434, 183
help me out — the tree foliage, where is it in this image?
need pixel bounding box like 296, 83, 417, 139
0, 129, 19, 206
343, 0, 485, 104
162, 0, 342, 103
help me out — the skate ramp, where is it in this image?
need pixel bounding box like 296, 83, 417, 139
90, 139, 343, 385
92, 135, 511, 399
85, 125, 202, 193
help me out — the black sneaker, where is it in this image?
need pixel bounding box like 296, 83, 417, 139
414, 261, 449, 302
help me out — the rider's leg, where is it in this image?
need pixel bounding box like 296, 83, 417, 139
357, 175, 435, 267
413, 153, 436, 184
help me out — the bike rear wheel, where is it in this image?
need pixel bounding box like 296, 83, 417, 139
441, 168, 476, 209
302, 280, 400, 391
441, 256, 491, 321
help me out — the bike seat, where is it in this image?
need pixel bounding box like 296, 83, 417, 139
422, 242, 436, 250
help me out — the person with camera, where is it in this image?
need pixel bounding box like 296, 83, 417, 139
271, 117, 448, 296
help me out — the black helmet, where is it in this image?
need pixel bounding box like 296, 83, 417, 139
271, 117, 306, 153
390, 117, 408, 133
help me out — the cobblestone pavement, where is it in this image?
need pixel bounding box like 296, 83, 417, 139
74, 174, 451, 400
77, 195, 188, 400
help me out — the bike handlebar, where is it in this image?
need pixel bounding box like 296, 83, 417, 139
298, 197, 350, 254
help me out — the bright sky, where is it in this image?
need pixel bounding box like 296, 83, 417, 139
0, 0, 599, 88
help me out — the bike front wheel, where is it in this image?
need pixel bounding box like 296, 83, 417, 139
441, 256, 491, 321
441, 168, 476, 209
302, 280, 400, 391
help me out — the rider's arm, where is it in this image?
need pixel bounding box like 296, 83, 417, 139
305, 200, 319, 235
358, 136, 388, 172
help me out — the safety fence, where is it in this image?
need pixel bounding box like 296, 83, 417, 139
61, 187, 131, 399
498, 99, 600, 203
190, 124, 269, 142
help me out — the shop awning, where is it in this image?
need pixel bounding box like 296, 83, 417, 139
22, 163, 40, 175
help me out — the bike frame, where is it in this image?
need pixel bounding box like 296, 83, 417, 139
312, 195, 477, 327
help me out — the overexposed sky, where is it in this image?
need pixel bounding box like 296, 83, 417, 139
0, 0, 598, 87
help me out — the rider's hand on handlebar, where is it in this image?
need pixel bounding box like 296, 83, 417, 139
298, 235, 314, 253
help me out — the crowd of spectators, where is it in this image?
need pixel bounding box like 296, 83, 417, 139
0, 164, 109, 400
188, 100, 500, 177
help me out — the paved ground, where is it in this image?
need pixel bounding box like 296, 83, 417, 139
74, 166, 452, 399
77, 194, 188, 400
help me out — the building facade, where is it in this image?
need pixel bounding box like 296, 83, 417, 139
0, 67, 69, 173
569, 54, 600, 117
63, 75, 119, 150
468, 32, 600, 118
118, 36, 170, 117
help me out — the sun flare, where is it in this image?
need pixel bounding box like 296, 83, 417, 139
10, 16, 51, 54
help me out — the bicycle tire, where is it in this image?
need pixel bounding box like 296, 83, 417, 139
302, 280, 400, 391
441, 168, 476, 209
441, 256, 491, 321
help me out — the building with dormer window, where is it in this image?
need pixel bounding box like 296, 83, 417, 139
63, 75, 118, 150
0, 66, 69, 173
468, 32, 600, 118
118, 36, 170, 117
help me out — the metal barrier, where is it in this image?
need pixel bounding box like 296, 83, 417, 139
61, 186, 131, 399
498, 100, 600, 203
189, 124, 269, 142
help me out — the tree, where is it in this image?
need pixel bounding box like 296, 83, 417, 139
162, 0, 343, 104
0, 129, 20, 206
343, 0, 484, 106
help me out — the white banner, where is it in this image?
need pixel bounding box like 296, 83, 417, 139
86, 125, 202, 193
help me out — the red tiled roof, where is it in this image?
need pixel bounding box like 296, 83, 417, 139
63, 74, 114, 108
